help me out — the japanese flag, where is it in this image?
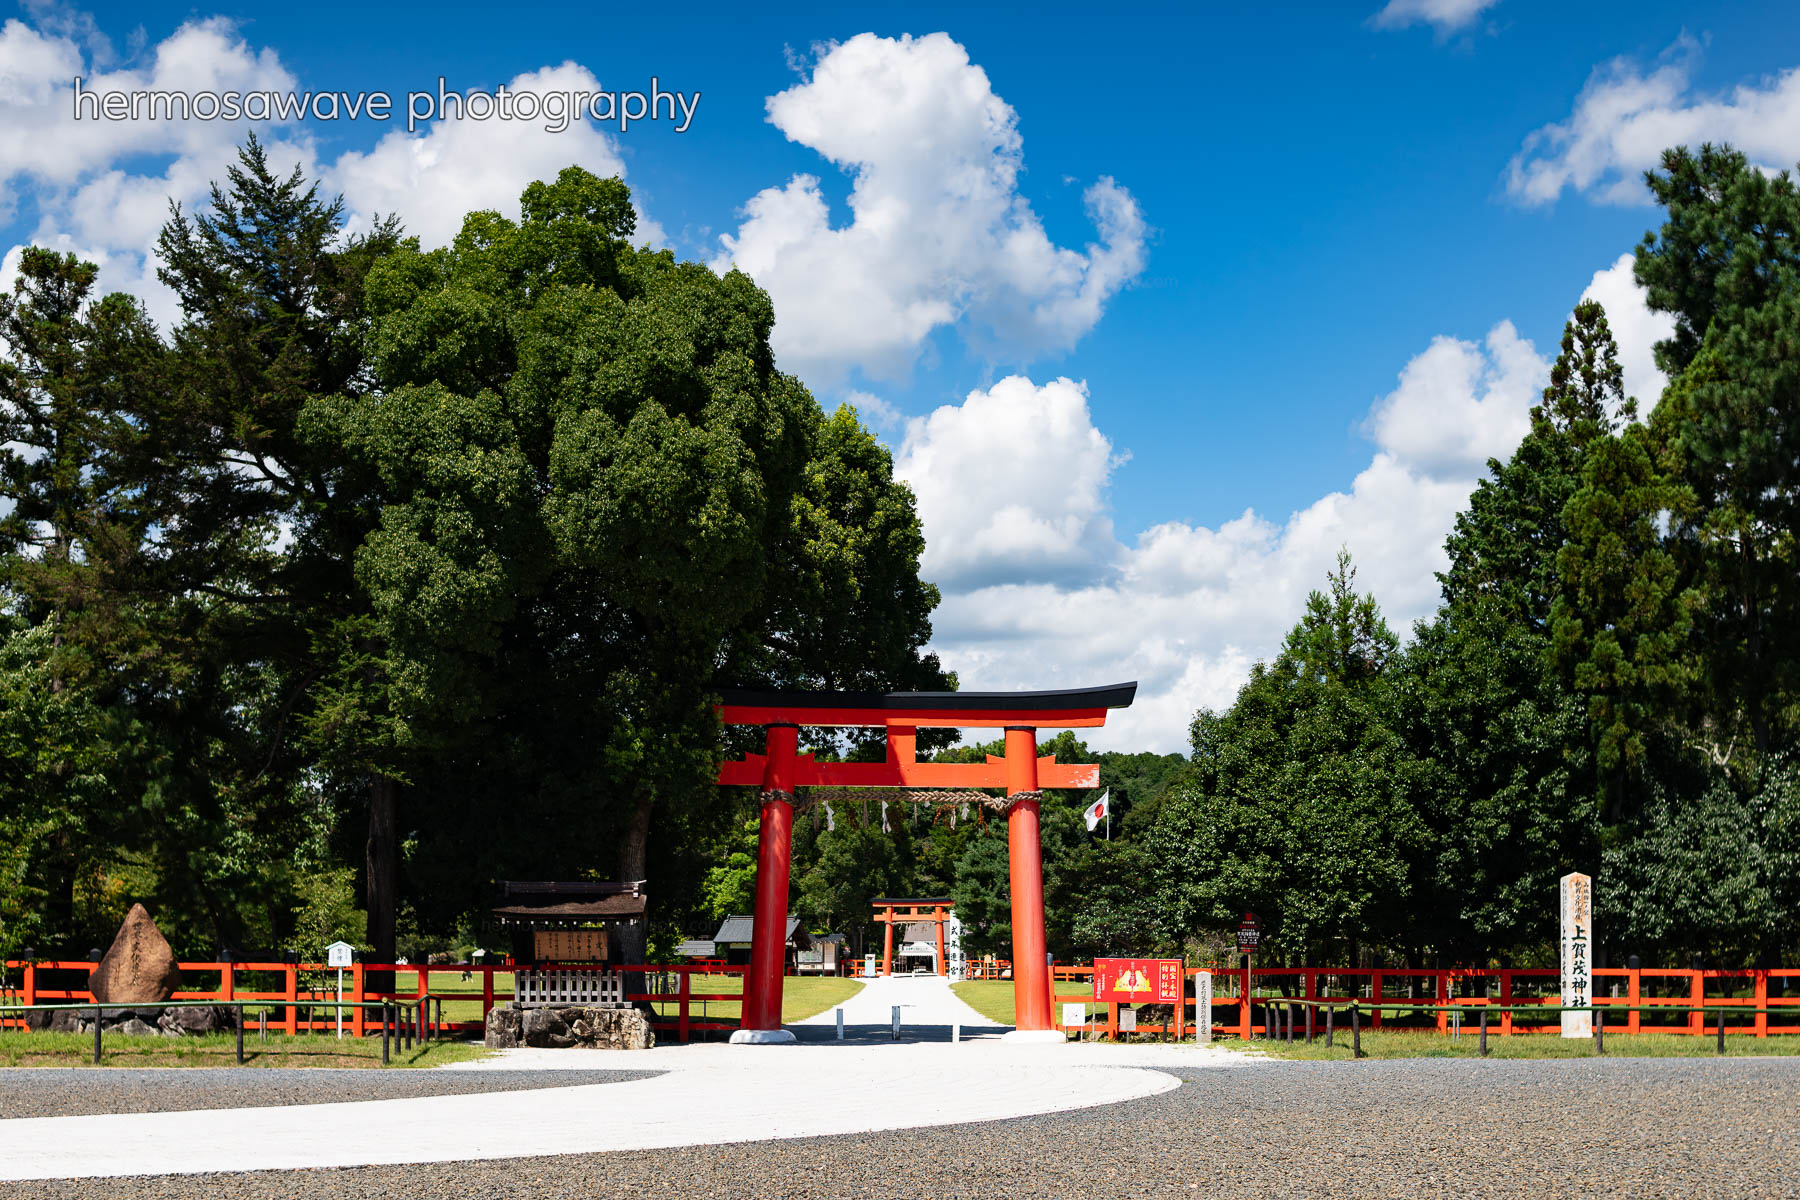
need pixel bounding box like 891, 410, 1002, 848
1083, 790, 1110, 831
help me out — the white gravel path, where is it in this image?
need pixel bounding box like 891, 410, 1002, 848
794, 971, 1005, 1036
0, 993, 1254, 1180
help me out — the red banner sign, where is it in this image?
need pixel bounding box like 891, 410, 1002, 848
1092, 957, 1184, 1004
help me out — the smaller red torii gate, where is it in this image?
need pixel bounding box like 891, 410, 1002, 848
872, 897, 953, 977
715, 683, 1136, 1043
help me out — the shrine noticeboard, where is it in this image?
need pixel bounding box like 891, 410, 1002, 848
534, 929, 609, 962
1093, 958, 1184, 1004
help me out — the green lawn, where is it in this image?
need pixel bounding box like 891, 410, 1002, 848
426, 971, 861, 1027
952, 980, 1092, 1026
0, 1030, 487, 1069
639, 974, 862, 1024
1222, 1029, 1800, 1059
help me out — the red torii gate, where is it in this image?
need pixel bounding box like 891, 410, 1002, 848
715, 682, 1136, 1044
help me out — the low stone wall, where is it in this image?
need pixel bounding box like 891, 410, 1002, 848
23, 1005, 239, 1036
485, 1005, 655, 1050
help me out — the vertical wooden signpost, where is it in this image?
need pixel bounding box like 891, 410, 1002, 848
1236, 912, 1261, 1040
1559, 873, 1593, 1039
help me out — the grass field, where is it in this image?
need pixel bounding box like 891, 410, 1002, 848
642, 974, 862, 1024
1249, 1028, 1800, 1059
0, 1030, 486, 1069
426, 972, 862, 1027
951, 980, 1092, 1026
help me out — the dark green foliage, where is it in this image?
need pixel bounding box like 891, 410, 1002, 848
1153, 553, 1425, 961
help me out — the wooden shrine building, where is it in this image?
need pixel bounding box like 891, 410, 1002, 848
493, 880, 647, 968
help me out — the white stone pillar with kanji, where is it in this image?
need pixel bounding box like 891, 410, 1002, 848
1560, 872, 1594, 1038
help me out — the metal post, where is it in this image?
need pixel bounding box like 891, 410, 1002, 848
1325, 1003, 1333, 1048
1595, 1007, 1604, 1055
1717, 1006, 1725, 1055
835, 1007, 844, 1040
381, 1003, 390, 1063
1306, 1003, 1314, 1045
1352, 1003, 1363, 1059
93, 1005, 102, 1065
891, 1004, 901, 1040
1286, 1002, 1294, 1044
1480, 1006, 1488, 1056
236, 1004, 244, 1065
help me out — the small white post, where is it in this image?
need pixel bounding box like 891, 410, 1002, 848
1197, 971, 1213, 1044
891, 1005, 901, 1039
953, 1022, 960, 1043
835, 1007, 844, 1039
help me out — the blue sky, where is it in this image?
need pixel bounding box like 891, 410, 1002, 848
5, 0, 1799, 747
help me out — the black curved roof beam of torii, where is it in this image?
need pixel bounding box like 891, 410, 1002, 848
715, 682, 1136, 791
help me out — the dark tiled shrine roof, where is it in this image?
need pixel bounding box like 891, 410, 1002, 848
492, 880, 647, 923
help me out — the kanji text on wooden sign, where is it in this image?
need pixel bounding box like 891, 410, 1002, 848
1093, 957, 1183, 1004
1235, 912, 1262, 954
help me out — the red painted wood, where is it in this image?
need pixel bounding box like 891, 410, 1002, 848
1006, 727, 1052, 1033
742, 725, 798, 1033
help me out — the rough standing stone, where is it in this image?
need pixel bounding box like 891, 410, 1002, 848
156, 1005, 236, 1036
88, 904, 182, 1005
484, 1005, 654, 1050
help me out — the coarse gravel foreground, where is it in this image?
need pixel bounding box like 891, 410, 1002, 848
0, 1067, 659, 1119
7, 1055, 1796, 1199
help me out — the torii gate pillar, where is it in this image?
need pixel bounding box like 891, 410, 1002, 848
730, 723, 799, 1044
1002, 726, 1060, 1042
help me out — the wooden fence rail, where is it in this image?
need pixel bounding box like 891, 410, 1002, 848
0, 960, 748, 1043
967, 962, 1800, 1040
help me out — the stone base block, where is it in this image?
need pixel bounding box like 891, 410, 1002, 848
1001, 1028, 1068, 1044
485, 1005, 655, 1050
727, 1028, 797, 1045
23, 1005, 238, 1036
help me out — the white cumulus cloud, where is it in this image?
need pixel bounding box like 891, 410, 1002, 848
1578, 253, 1676, 408
900, 324, 1555, 752
906, 270, 1682, 751
1507, 39, 1800, 205
1368, 0, 1501, 35
897, 376, 1124, 592
328, 61, 663, 250
714, 32, 1147, 387
2, 14, 662, 333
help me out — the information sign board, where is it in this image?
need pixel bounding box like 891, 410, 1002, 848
326, 941, 354, 968
1092, 957, 1183, 1004
534, 928, 608, 962
1235, 912, 1262, 954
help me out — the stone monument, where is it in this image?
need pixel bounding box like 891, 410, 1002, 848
1559, 872, 1593, 1038
90, 903, 183, 1005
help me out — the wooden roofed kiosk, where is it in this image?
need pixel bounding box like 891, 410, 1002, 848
716, 682, 1136, 1044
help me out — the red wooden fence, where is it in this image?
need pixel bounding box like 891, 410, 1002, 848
1, 960, 747, 1043
967, 961, 1800, 1039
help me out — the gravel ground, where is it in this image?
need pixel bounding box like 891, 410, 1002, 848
8, 1056, 1797, 1198
0, 1068, 658, 1119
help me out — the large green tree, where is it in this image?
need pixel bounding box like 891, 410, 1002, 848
1634, 144, 1800, 757
325, 166, 945, 959
1153, 552, 1424, 961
